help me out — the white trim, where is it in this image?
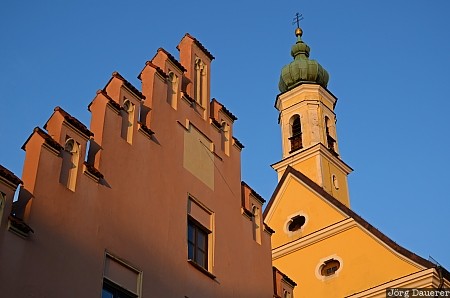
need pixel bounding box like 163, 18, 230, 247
103, 251, 143, 297
346, 268, 440, 298
272, 218, 354, 259
271, 143, 352, 176
273, 213, 428, 271
265, 172, 350, 223
187, 194, 215, 272
276, 84, 336, 112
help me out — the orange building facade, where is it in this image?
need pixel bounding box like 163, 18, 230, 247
0, 34, 287, 298
2, 29, 448, 298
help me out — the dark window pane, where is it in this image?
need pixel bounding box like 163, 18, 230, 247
187, 218, 209, 270
102, 289, 114, 298
188, 223, 194, 242
188, 242, 195, 260
292, 117, 301, 135
197, 231, 206, 250
197, 250, 206, 268
102, 279, 137, 298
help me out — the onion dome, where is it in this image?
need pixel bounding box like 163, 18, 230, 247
279, 27, 329, 92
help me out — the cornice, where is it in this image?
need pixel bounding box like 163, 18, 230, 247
346, 268, 439, 298
271, 143, 353, 175
275, 84, 337, 111
272, 218, 355, 260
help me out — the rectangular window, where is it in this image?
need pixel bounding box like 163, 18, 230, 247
102, 278, 137, 298
102, 252, 141, 298
187, 196, 214, 278
188, 218, 209, 269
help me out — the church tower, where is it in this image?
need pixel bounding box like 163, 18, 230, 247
272, 23, 352, 206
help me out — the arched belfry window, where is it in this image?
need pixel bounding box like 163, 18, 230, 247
289, 115, 303, 152
324, 116, 336, 154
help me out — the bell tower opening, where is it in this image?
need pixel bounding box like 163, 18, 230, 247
289, 115, 303, 153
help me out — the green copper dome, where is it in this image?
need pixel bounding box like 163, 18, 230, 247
279, 28, 329, 92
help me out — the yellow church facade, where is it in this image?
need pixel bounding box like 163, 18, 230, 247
264, 25, 450, 297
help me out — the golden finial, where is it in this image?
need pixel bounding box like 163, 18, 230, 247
293, 12, 304, 37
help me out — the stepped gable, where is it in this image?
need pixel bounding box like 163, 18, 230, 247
233, 137, 244, 149
241, 181, 266, 204
241, 181, 266, 217
138, 61, 168, 80
106, 71, 145, 100
49, 106, 94, 138
273, 266, 297, 287
21, 127, 63, 152
211, 98, 237, 122
157, 48, 187, 73
180, 33, 215, 61
88, 90, 122, 112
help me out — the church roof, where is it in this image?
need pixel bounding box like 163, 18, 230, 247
263, 166, 450, 280
278, 27, 329, 92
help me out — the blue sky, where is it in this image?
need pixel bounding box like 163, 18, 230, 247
1, 0, 449, 270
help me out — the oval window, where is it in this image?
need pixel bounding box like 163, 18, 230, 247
288, 215, 306, 232
320, 259, 340, 276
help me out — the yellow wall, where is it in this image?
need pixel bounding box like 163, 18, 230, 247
273, 225, 423, 298
266, 176, 346, 249
320, 158, 350, 206
291, 156, 320, 186
268, 173, 424, 297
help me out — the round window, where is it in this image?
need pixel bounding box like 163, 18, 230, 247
288, 215, 306, 232
320, 259, 340, 276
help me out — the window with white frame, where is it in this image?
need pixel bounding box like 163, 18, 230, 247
187, 196, 214, 275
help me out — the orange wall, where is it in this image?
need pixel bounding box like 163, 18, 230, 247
0, 35, 274, 298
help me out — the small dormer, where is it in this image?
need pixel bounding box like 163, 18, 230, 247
103, 72, 145, 145
178, 33, 215, 118
0, 165, 23, 230
149, 48, 186, 110
210, 99, 237, 156
44, 107, 93, 191
241, 182, 266, 244
273, 267, 297, 298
